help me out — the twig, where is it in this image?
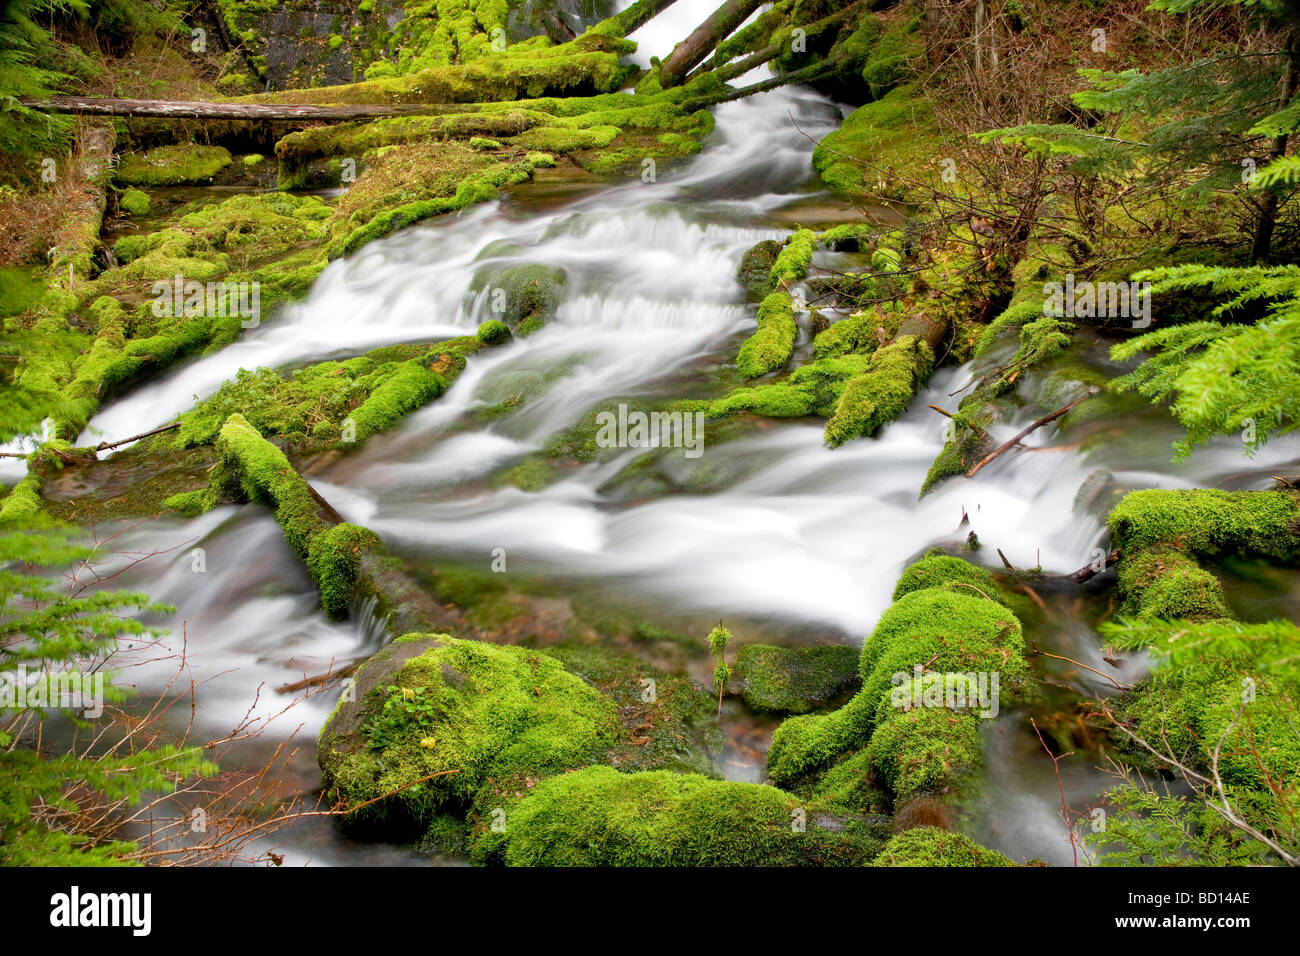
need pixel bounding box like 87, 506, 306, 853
1029, 641, 1131, 690
1031, 716, 1079, 867
93, 421, 181, 452
966, 389, 1099, 478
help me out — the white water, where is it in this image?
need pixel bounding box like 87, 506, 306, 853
78, 11, 1300, 866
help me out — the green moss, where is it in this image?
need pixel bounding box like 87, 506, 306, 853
501, 457, 557, 492
349, 360, 448, 440
892, 554, 1004, 603
0, 474, 43, 526
737, 239, 779, 299
162, 488, 213, 518
215, 413, 325, 557
326, 143, 532, 259
116, 144, 233, 186
470, 262, 567, 332
766, 691, 875, 787
824, 335, 933, 447
475, 765, 881, 866
708, 383, 815, 419
1107, 490, 1300, 563
871, 826, 1015, 867
736, 291, 797, 379
511, 124, 620, 152
118, 188, 151, 216
317, 634, 618, 833
737, 643, 860, 715
770, 228, 815, 285
787, 353, 874, 414
812, 87, 939, 200
469, 137, 501, 150
866, 705, 982, 803
858, 588, 1027, 699
545, 642, 714, 777
476, 319, 511, 345
524, 151, 556, 167
812, 310, 889, 360
1117, 545, 1231, 621
770, 573, 1028, 800
306, 522, 381, 619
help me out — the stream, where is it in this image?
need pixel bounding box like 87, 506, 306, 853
64, 1, 1300, 867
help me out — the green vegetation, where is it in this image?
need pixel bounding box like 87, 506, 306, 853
737, 643, 860, 714
0, 518, 214, 864
473, 765, 883, 866
736, 292, 797, 378
871, 827, 1015, 867
318, 634, 618, 831
116, 145, 233, 186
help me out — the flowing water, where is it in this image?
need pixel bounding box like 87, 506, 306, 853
68, 3, 1300, 866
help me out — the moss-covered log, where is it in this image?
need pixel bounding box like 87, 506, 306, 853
767, 552, 1028, 811
211, 414, 453, 630
659, 0, 767, 88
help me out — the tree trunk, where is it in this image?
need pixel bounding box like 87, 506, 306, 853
602, 0, 682, 37
1253, 41, 1300, 264
660, 0, 767, 87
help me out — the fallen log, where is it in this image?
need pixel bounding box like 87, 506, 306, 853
22, 95, 456, 122
682, 55, 847, 108
660, 0, 768, 87
691, 0, 876, 83
600, 0, 682, 36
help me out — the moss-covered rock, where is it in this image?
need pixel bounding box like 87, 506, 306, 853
737, 239, 779, 300
767, 691, 875, 787
858, 588, 1026, 699
737, 643, 860, 715
116, 144, 233, 186
118, 187, 151, 216
768, 552, 1029, 805
474, 765, 882, 866
470, 262, 568, 334
892, 553, 1004, 602
1117, 545, 1231, 621
812, 86, 940, 201
866, 704, 982, 803
318, 634, 618, 833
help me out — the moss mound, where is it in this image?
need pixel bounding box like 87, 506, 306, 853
318, 634, 618, 833
116, 144, 233, 186
871, 826, 1015, 867
475, 765, 882, 866
737, 643, 860, 714
1117, 545, 1231, 621
736, 291, 797, 378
